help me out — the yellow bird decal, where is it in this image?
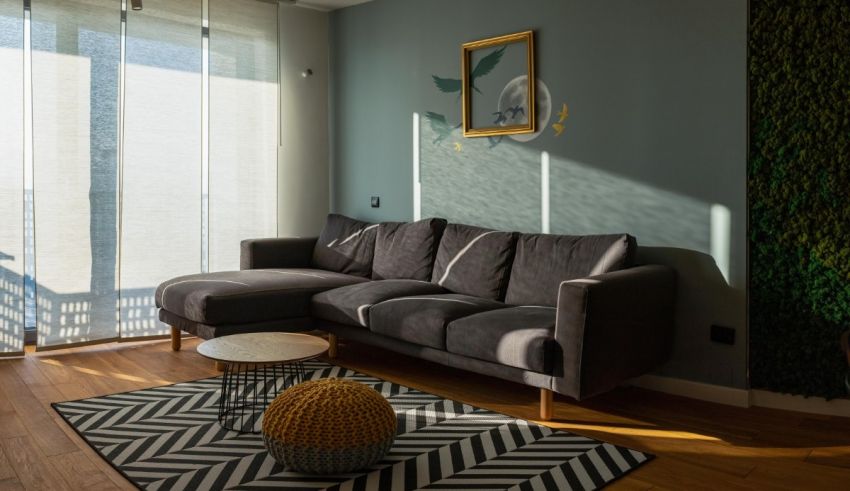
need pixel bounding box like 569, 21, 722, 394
552, 123, 565, 136
557, 103, 569, 123
454, 142, 463, 152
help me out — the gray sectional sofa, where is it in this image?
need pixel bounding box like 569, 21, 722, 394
157, 214, 676, 419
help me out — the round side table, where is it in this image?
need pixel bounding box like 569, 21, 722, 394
197, 332, 329, 433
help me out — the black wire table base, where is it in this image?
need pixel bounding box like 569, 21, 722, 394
217, 361, 307, 434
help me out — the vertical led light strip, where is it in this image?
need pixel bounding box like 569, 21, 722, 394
540, 151, 550, 233
412, 112, 421, 221
201, 0, 209, 273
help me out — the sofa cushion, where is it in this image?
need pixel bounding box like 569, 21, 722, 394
155, 269, 368, 325
446, 306, 556, 373
372, 218, 447, 281
311, 280, 446, 327
369, 294, 507, 349
505, 233, 637, 306
430, 224, 517, 300
311, 214, 378, 277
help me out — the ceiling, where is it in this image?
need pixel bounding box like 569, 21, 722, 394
295, 0, 373, 11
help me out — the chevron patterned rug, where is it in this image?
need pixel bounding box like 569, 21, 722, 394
52, 360, 652, 490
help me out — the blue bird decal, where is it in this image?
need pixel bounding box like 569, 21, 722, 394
431, 46, 506, 95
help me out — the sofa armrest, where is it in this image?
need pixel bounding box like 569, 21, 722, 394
240, 237, 318, 270
553, 264, 676, 400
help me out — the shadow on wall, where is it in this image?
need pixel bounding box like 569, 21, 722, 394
419, 120, 745, 387
421, 119, 717, 259
638, 246, 745, 386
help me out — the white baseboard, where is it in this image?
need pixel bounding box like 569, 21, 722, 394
629, 374, 750, 407
629, 374, 850, 418
750, 389, 850, 418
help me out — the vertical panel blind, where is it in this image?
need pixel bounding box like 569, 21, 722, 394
0, 0, 278, 350
0, 0, 24, 355
31, 0, 120, 348
121, 0, 202, 338
209, 0, 278, 272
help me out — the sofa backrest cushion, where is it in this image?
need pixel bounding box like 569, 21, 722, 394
505, 233, 637, 306
431, 223, 518, 300
372, 218, 448, 281
311, 214, 378, 277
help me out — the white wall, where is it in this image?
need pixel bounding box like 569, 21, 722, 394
278, 5, 330, 237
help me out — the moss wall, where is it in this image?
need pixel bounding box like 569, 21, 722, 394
749, 0, 850, 398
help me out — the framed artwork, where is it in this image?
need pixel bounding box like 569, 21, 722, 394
461, 30, 536, 138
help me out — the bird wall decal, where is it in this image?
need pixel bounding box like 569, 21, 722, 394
453, 142, 463, 152
492, 111, 508, 125
557, 103, 568, 123
505, 105, 525, 119
431, 46, 506, 95
425, 111, 462, 144
552, 122, 565, 136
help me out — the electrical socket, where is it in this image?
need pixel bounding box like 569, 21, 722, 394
710, 324, 735, 345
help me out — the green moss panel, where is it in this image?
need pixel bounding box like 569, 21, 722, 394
749, 0, 850, 398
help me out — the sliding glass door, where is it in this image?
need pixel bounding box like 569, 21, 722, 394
121, 0, 203, 338
208, 0, 278, 272
0, 0, 25, 355
30, 0, 121, 348
0, 0, 279, 349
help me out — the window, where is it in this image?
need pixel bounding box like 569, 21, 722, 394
31, 0, 121, 347
0, 0, 278, 349
120, 0, 203, 338
0, 0, 24, 354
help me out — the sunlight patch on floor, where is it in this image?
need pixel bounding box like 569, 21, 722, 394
38, 357, 174, 385
547, 421, 722, 442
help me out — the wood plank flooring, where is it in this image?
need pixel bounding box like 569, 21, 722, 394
0, 335, 848, 490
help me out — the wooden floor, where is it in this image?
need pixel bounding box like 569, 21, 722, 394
0, 335, 849, 490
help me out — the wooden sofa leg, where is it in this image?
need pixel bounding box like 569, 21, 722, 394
215, 361, 226, 372
540, 388, 554, 421
170, 326, 181, 352
327, 333, 338, 359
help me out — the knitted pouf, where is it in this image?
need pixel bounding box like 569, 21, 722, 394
261, 378, 397, 474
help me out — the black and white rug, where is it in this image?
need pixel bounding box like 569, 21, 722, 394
53, 361, 652, 490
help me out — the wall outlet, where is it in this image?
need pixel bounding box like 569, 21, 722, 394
710, 324, 736, 345
371, 196, 380, 208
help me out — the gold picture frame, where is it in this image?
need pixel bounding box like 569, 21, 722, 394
462, 30, 535, 138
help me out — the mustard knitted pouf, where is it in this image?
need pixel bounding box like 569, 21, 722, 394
261, 378, 397, 474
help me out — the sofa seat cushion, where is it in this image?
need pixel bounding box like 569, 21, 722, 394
505, 233, 637, 306
311, 280, 447, 327
156, 269, 368, 325
446, 306, 557, 373
369, 294, 508, 350
430, 223, 518, 300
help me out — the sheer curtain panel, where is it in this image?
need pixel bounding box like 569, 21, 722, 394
5, 0, 278, 349
208, 0, 278, 272
120, 0, 202, 337
0, 0, 24, 355
31, 0, 121, 348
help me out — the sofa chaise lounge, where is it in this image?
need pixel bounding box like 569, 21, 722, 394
157, 214, 677, 419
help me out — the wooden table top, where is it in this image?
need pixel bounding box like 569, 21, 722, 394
196, 332, 329, 364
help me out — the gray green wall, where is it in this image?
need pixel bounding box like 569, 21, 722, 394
279, 5, 330, 237
330, 0, 747, 388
